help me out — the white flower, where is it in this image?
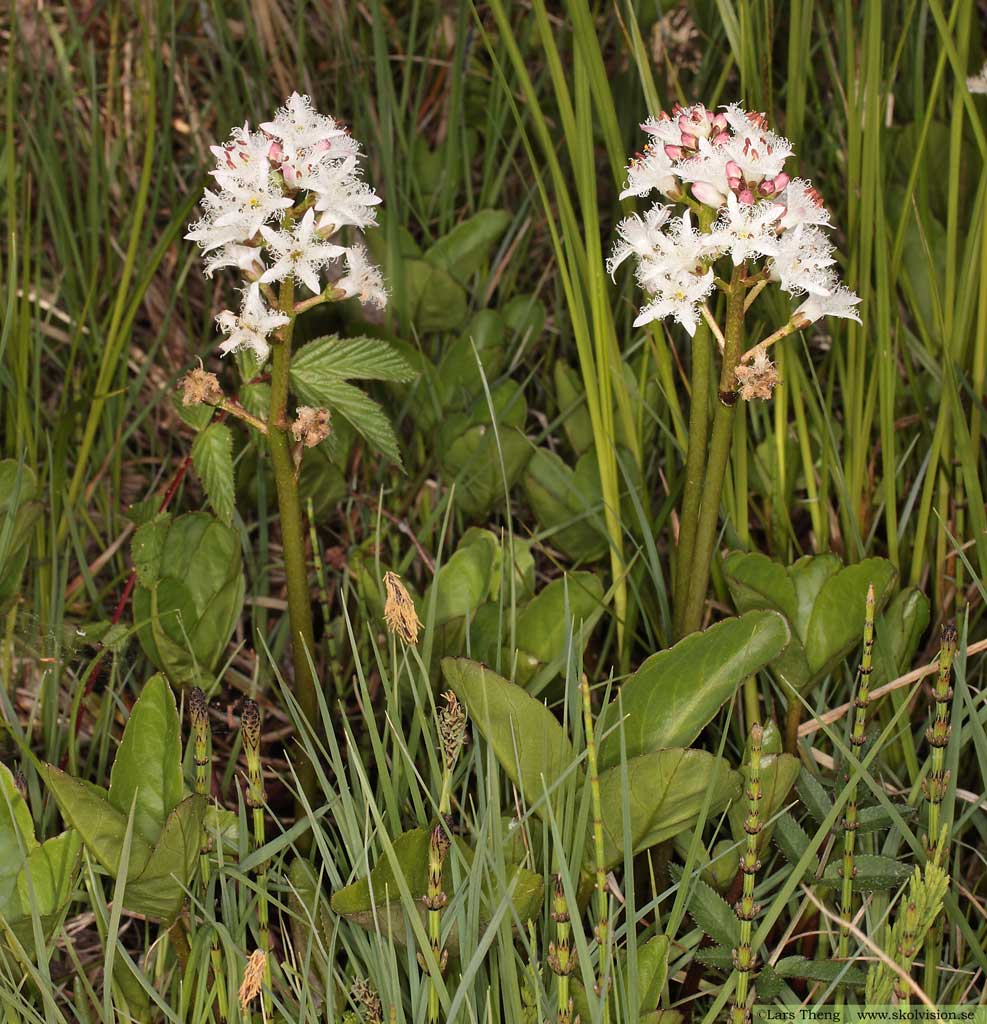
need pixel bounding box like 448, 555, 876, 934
336, 244, 387, 308
260, 92, 346, 156
777, 179, 831, 231
713, 193, 783, 266
968, 61, 987, 94
633, 268, 715, 337
213, 178, 294, 237
260, 209, 346, 294
607, 206, 671, 277
210, 125, 275, 193
216, 284, 289, 362
620, 145, 678, 200
793, 284, 862, 326
768, 226, 836, 296
204, 243, 266, 279
311, 156, 382, 232
676, 137, 732, 208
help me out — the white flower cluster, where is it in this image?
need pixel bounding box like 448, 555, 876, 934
969, 61, 987, 94
186, 93, 387, 362
609, 103, 860, 338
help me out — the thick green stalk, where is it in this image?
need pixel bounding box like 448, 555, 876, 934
922, 623, 957, 1000
731, 722, 763, 1024
673, 320, 712, 640
268, 279, 319, 809
422, 824, 450, 1024
581, 674, 609, 1020
838, 585, 876, 1004
682, 270, 746, 635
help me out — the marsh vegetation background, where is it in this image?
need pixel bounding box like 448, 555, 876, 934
1, 2, 987, 1022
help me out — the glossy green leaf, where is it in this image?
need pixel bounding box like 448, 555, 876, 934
515, 571, 603, 665
125, 796, 207, 922
108, 675, 183, 845
191, 423, 235, 524
872, 587, 930, 687
331, 827, 543, 952
428, 532, 498, 625
425, 209, 511, 279
442, 658, 574, 818
0, 764, 38, 916
403, 258, 468, 332
436, 311, 509, 411
822, 854, 913, 892
16, 830, 82, 919
523, 448, 607, 562
855, 802, 918, 835
132, 512, 245, 686
599, 612, 789, 769
441, 425, 532, 520
45, 767, 152, 879
804, 559, 897, 676
596, 749, 740, 868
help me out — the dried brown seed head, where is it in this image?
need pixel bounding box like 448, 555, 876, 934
179, 366, 223, 406
291, 406, 332, 447
438, 690, 468, 771
238, 948, 266, 1011
383, 571, 422, 645
351, 979, 383, 1023
734, 350, 780, 401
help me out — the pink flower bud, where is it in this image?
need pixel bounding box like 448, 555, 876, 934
692, 181, 726, 207
712, 131, 730, 145
680, 132, 698, 149
726, 160, 742, 179
711, 113, 729, 130
772, 172, 790, 192
738, 188, 756, 204
664, 144, 684, 160
267, 141, 283, 161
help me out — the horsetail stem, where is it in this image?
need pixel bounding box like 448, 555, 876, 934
838, 583, 876, 979
241, 700, 271, 1016
547, 874, 576, 1024
731, 722, 763, 1024
580, 673, 609, 1018
420, 822, 451, 1024
188, 686, 211, 888
922, 623, 957, 1000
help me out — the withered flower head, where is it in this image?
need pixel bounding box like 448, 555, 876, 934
291, 405, 332, 447
734, 350, 780, 402
438, 690, 468, 771
179, 366, 223, 406
238, 948, 267, 1011
383, 571, 422, 645
351, 978, 383, 1023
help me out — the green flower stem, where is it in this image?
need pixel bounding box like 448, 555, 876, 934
268, 278, 319, 812
422, 824, 450, 1024
682, 268, 746, 636
673, 319, 711, 640
549, 875, 574, 1024
838, 584, 876, 1004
